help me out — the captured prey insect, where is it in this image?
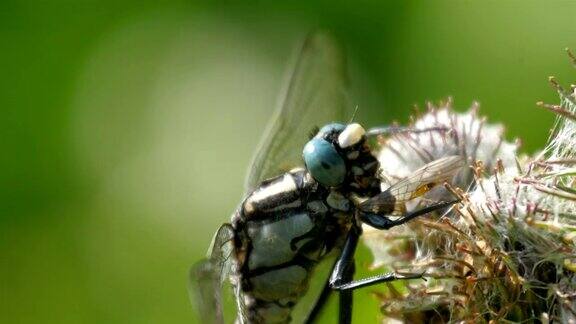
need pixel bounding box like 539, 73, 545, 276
189, 33, 464, 324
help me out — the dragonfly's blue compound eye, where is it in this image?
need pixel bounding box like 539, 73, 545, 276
316, 123, 346, 138
303, 138, 346, 187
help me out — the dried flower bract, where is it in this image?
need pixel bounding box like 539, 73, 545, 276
364, 60, 576, 323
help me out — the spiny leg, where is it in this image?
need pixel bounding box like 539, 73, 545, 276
329, 230, 424, 292
360, 199, 459, 230
325, 201, 459, 323
366, 125, 449, 137
311, 199, 458, 323
339, 273, 353, 324
329, 229, 359, 324
331, 271, 424, 291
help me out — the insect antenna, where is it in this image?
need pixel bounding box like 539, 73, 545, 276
349, 105, 359, 123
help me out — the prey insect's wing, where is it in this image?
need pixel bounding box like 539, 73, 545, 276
244, 32, 349, 191
384, 156, 465, 202
189, 224, 236, 324
360, 156, 464, 214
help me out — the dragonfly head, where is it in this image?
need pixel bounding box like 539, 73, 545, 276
302, 123, 380, 194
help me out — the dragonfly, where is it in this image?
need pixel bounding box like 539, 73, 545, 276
189, 32, 464, 324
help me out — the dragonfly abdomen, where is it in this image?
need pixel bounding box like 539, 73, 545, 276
232, 170, 347, 323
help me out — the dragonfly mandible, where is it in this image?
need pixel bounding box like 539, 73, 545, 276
189, 32, 464, 324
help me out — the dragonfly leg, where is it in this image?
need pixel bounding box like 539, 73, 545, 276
331, 270, 424, 291
328, 229, 424, 290
360, 199, 459, 230
324, 200, 459, 323
339, 276, 353, 324
328, 229, 359, 324
366, 125, 449, 137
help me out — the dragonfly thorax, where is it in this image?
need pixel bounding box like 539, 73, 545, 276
303, 123, 381, 197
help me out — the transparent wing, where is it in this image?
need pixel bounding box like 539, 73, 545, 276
360, 156, 464, 214
244, 32, 349, 191
189, 224, 235, 324
385, 156, 464, 202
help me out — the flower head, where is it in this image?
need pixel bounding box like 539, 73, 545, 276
364, 60, 576, 322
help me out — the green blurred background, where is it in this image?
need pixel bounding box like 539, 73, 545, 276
2, 0, 575, 323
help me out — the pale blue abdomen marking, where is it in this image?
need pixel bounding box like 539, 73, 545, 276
247, 213, 315, 269
249, 265, 309, 301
